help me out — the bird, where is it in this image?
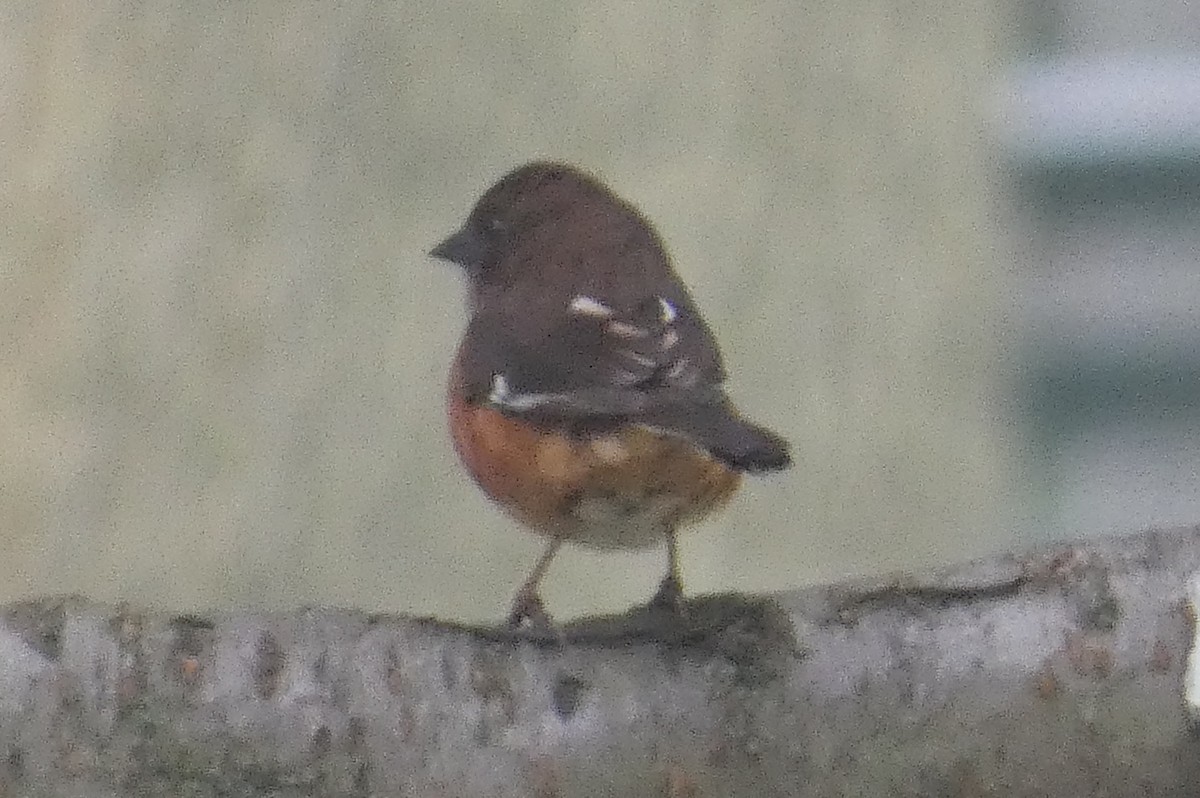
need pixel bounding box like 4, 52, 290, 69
430, 161, 791, 626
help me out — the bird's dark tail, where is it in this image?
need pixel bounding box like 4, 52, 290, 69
641, 400, 791, 473
711, 419, 791, 472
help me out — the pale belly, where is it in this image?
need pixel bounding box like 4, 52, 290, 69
569, 493, 698, 549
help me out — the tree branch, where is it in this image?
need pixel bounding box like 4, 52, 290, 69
3, 525, 1200, 797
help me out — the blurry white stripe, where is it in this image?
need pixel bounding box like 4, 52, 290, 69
1185, 571, 1200, 722
998, 56, 1200, 162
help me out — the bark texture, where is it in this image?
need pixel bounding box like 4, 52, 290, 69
3, 526, 1199, 797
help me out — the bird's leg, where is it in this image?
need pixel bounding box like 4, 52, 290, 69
650, 529, 685, 612
508, 537, 563, 628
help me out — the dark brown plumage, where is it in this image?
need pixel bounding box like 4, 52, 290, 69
432, 162, 790, 625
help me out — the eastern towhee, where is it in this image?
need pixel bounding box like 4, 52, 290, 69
431, 162, 790, 626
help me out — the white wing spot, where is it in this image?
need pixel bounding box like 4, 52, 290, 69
666, 358, 690, 379
621, 350, 658, 368
569, 295, 613, 317
660, 328, 680, 350
657, 297, 678, 324
666, 358, 700, 387
611, 368, 641, 386
488, 374, 551, 411
608, 320, 648, 338
488, 374, 512, 404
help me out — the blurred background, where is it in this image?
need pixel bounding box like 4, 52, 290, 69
1, 2, 1195, 622
1005, 5, 1200, 543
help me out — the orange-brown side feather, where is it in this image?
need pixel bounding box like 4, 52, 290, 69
447, 367, 741, 547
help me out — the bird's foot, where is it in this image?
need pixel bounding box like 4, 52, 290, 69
649, 572, 686, 615
508, 589, 555, 631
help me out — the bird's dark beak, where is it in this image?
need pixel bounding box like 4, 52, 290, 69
429, 226, 482, 267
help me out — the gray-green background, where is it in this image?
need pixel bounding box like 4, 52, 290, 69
3, 3, 1020, 622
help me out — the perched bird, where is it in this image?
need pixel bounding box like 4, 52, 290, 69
431, 162, 790, 626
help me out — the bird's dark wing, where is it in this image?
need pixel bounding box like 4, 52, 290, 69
457, 293, 790, 472
457, 292, 719, 411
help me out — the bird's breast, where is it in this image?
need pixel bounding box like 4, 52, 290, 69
446, 381, 741, 550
